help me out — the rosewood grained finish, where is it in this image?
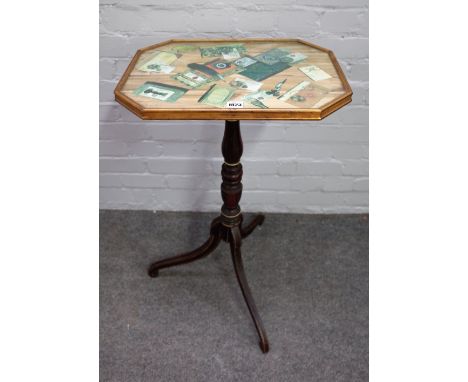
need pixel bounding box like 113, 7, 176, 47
114, 38, 353, 353
148, 120, 269, 352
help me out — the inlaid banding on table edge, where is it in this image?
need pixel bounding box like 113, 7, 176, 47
221, 210, 242, 219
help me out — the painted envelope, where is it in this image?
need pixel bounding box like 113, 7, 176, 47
280, 81, 329, 107
254, 48, 290, 65
138, 51, 179, 72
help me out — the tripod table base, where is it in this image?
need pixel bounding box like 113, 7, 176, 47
148, 213, 269, 353
148, 120, 269, 353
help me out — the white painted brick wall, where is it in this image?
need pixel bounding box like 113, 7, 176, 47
99, 0, 369, 213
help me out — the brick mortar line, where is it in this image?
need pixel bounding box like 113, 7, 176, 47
99, 156, 353, 162
98, 31, 370, 37
98, 121, 368, 127
100, 5, 368, 11
99, 100, 370, 106
99, 185, 368, 192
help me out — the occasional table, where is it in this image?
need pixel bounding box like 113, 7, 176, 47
114, 38, 352, 353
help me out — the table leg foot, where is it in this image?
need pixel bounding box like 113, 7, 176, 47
229, 226, 270, 353
148, 218, 222, 277
259, 340, 269, 353
240, 214, 265, 239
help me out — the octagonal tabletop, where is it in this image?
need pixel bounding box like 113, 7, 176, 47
115, 39, 352, 120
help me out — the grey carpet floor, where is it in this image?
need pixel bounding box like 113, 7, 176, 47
100, 210, 368, 382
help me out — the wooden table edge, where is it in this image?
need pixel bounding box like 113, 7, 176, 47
114, 38, 353, 121
115, 91, 352, 120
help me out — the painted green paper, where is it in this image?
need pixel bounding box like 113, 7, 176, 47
134, 81, 187, 102
198, 84, 236, 108
240, 61, 291, 81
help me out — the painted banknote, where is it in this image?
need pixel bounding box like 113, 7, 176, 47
199, 44, 246, 58
140, 64, 175, 74
173, 71, 210, 88
133, 82, 187, 102
198, 84, 236, 108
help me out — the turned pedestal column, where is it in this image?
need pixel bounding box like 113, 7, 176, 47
148, 120, 269, 353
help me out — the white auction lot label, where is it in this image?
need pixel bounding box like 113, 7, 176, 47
226, 101, 244, 108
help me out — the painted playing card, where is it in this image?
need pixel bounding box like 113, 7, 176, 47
299, 65, 332, 81
233, 56, 257, 68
